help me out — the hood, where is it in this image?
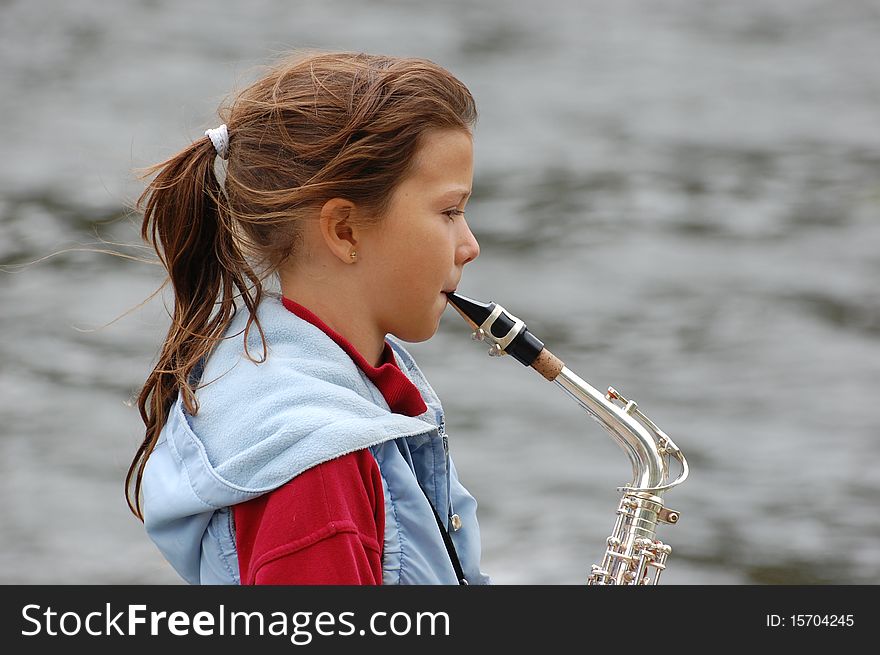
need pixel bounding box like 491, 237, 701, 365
141, 294, 441, 583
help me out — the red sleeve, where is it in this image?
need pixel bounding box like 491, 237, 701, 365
233, 449, 385, 585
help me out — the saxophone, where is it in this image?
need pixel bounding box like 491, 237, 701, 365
445, 292, 689, 585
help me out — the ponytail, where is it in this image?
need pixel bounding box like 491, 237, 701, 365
125, 133, 264, 520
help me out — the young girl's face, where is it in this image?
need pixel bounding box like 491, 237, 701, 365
359, 128, 480, 343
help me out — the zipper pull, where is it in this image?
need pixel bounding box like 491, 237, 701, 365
438, 417, 448, 454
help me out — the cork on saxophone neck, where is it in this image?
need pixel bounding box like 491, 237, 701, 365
531, 347, 564, 381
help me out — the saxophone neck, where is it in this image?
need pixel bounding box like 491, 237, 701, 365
445, 291, 688, 493
554, 366, 668, 491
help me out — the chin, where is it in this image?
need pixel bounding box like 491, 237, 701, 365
397, 325, 439, 343
393, 316, 442, 344
388, 298, 445, 343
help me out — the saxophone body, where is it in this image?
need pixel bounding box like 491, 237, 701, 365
444, 292, 689, 585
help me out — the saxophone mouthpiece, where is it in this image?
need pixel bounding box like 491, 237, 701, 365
444, 291, 563, 380
443, 291, 493, 330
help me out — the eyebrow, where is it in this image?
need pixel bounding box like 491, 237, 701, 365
439, 188, 472, 202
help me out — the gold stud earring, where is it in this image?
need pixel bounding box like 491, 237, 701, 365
349, 251, 357, 260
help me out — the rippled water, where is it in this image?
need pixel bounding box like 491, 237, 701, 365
1, 0, 878, 584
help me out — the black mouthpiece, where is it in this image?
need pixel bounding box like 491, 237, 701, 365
444, 291, 545, 367
444, 291, 494, 327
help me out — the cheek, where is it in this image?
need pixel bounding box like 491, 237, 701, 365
402, 228, 452, 279
378, 219, 454, 295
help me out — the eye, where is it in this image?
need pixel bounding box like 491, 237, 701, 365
443, 209, 466, 221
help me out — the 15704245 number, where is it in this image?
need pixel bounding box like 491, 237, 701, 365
790, 614, 854, 627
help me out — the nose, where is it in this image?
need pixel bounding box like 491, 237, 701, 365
456, 216, 480, 266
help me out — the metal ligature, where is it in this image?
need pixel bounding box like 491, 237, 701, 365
445, 292, 688, 585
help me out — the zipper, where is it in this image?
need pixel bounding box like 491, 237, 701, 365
437, 413, 458, 529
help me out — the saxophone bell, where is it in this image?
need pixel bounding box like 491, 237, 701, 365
444, 291, 689, 585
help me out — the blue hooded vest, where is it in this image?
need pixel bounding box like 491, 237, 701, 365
141, 294, 490, 585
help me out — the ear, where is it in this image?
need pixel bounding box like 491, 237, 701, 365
318, 198, 360, 264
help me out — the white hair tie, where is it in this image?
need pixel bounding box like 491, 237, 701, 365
204, 124, 229, 160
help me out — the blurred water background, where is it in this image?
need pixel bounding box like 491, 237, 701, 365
1, 0, 878, 584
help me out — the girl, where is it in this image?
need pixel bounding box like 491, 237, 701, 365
126, 51, 489, 585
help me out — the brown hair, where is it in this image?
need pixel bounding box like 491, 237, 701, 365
126, 51, 477, 519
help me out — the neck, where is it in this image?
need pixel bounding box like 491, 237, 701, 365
279, 272, 385, 367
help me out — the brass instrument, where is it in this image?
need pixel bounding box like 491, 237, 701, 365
445, 292, 688, 585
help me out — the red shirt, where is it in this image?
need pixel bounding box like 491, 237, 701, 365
233, 298, 427, 584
